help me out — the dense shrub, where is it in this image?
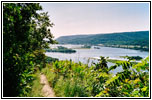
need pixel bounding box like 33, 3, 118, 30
3, 3, 55, 96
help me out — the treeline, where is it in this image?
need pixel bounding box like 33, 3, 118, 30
42, 56, 149, 97
104, 44, 149, 51
81, 45, 91, 49
3, 3, 56, 97
56, 31, 149, 51
120, 56, 143, 61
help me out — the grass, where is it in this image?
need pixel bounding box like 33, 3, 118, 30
35, 57, 149, 97
41, 63, 91, 97
41, 64, 65, 97
26, 70, 43, 97
41, 64, 56, 87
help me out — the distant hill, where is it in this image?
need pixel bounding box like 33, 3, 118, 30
56, 31, 149, 48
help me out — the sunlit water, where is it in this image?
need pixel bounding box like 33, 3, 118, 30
45, 44, 149, 74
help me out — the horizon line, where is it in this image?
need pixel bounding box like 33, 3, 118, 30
55, 30, 149, 38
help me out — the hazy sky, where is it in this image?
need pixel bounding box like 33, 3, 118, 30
40, 3, 149, 38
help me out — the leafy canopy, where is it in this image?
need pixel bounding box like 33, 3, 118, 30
3, 3, 56, 96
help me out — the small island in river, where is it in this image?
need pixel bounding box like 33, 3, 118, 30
45, 46, 76, 53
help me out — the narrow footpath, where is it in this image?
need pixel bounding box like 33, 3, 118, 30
40, 74, 56, 97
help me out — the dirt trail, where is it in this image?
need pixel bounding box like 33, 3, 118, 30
40, 74, 55, 97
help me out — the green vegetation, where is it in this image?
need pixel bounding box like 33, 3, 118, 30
107, 56, 143, 64
42, 56, 149, 97
81, 45, 91, 49
3, 3, 149, 98
20, 70, 43, 97
107, 59, 122, 63
107, 59, 137, 65
94, 46, 100, 49
3, 3, 56, 97
105, 45, 149, 51
120, 56, 143, 61
45, 56, 59, 63
56, 31, 149, 51
46, 46, 76, 53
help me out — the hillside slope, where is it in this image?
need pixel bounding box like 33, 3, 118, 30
56, 31, 149, 47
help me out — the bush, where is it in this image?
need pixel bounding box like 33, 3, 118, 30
3, 3, 56, 96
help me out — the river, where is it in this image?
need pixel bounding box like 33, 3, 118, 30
45, 44, 149, 74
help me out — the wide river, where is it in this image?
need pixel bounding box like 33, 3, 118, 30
45, 44, 149, 74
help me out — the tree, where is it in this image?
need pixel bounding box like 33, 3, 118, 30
3, 3, 56, 96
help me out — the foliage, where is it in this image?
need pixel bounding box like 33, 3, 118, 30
81, 45, 91, 49
105, 44, 149, 51
132, 57, 149, 72
107, 59, 137, 65
3, 3, 149, 97
45, 46, 76, 53
3, 3, 56, 96
93, 56, 108, 73
43, 56, 149, 97
19, 70, 43, 97
94, 46, 100, 49
120, 56, 143, 61
96, 57, 149, 97
45, 56, 59, 63
56, 31, 149, 51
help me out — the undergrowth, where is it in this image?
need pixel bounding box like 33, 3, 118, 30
42, 56, 149, 97
23, 70, 43, 97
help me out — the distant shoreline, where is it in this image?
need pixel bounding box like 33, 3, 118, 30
56, 44, 149, 52
102, 45, 149, 52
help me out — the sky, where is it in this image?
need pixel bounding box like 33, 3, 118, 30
40, 3, 149, 38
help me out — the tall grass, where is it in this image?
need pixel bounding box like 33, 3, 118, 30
41, 60, 111, 97
25, 70, 43, 97
42, 57, 149, 97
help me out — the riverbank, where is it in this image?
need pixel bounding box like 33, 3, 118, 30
101, 44, 149, 51
45, 45, 148, 67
